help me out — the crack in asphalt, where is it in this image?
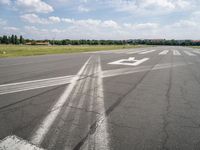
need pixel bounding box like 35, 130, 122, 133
0, 69, 104, 113
107, 120, 141, 130
173, 114, 200, 129
65, 104, 101, 115
161, 53, 173, 150
73, 53, 166, 150
2, 49, 193, 149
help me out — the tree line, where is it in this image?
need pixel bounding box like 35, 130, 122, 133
48, 39, 200, 46
0, 35, 25, 44
0, 35, 200, 46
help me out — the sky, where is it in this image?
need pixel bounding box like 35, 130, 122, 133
0, 0, 200, 40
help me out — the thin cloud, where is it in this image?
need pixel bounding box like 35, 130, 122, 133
78, 5, 90, 12
21, 14, 60, 24
16, 0, 54, 13
1, 0, 200, 39
0, 0, 11, 5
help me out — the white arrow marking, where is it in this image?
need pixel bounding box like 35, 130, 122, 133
0, 61, 189, 149
128, 57, 135, 61
109, 57, 149, 66
0, 61, 190, 96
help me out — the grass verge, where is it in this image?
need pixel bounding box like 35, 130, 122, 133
0, 45, 145, 58
191, 46, 200, 49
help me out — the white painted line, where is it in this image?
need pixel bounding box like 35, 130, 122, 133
94, 56, 110, 150
131, 58, 149, 66
30, 56, 92, 145
0, 59, 189, 96
85, 51, 111, 54
64, 64, 93, 149
81, 56, 110, 150
0, 75, 74, 95
159, 50, 169, 55
109, 57, 149, 66
193, 50, 200, 54
139, 49, 156, 54
0, 75, 73, 87
103, 66, 150, 78
85, 49, 128, 54
0, 135, 44, 150
113, 51, 126, 54
47, 66, 89, 149
153, 63, 186, 69
82, 67, 97, 150
173, 50, 181, 56
126, 50, 147, 54
184, 51, 196, 56
103, 62, 188, 78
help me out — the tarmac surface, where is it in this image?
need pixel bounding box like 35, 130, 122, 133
0, 46, 200, 150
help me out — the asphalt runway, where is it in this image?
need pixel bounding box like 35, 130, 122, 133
0, 46, 200, 150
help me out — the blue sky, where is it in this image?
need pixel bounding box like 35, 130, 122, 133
0, 0, 200, 40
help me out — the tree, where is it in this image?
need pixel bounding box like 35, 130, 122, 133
14, 35, 19, 44
62, 40, 67, 45
2, 35, 8, 44
20, 35, 24, 44
11, 35, 15, 44
8, 36, 11, 44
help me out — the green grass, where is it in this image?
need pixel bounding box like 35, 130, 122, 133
191, 46, 200, 49
0, 45, 145, 58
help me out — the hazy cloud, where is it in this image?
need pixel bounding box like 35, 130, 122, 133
109, 0, 193, 15
1, 0, 200, 39
0, 19, 7, 26
3, 26, 19, 31
21, 14, 60, 24
78, 5, 90, 12
0, 0, 11, 5
16, 0, 54, 13
49, 16, 61, 23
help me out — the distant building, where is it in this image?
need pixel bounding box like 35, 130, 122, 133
25, 41, 50, 45
192, 40, 200, 43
